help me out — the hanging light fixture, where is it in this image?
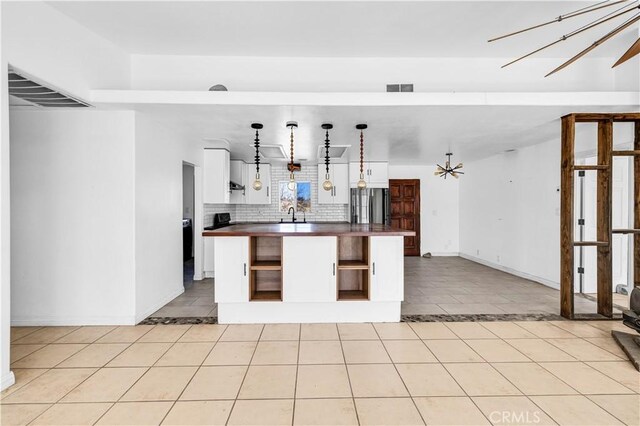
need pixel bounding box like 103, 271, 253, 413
356, 124, 368, 189
434, 153, 464, 179
321, 123, 333, 191
286, 121, 298, 191
251, 123, 263, 191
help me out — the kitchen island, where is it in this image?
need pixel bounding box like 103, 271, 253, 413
203, 223, 415, 323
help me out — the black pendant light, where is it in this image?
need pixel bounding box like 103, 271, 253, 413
251, 123, 263, 190
286, 121, 298, 190
356, 124, 368, 189
321, 123, 333, 191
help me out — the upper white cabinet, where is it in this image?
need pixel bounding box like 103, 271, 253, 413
203, 149, 230, 204
349, 162, 389, 188
230, 160, 246, 204
245, 164, 272, 205
317, 163, 349, 204
369, 236, 404, 302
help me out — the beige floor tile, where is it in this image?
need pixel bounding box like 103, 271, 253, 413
260, 324, 300, 340
2, 368, 96, 404
137, 325, 192, 343
121, 366, 197, 401
203, 342, 256, 365
347, 364, 409, 397
294, 399, 357, 425
227, 399, 293, 426
95, 401, 173, 425
53, 326, 116, 344
180, 366, 247, 400
531, 395, 623, 426
444, 363, 521, 396
178, 324, 227, 342
396, 363, 465, 397
162, 400, 233, 425
300, 323, 339, 340
96, 325, 154, 343
413, 396, 490, 425
298, 341, 344, 364
424, 340, 484, 363
514, 322, 576, 338
546, 338, 623, 361
472, 396, 556, 425
586, 361, 640, 393
12, 327, 78, 344
106, 342, 172, 367
11, 344, 87, 369
479, 322, 537, 339
0, 369, 48, 399
548, 321, 609, 338
56, 343, 130, 368
219, 324, 264, 341
585, 337, 628, 358
238, 365, 297, 399
251, 341, 298, 365
445, 322, 498, 339
337, 323, 379, 340
10, 327, 42, 343
586, 321, 630, 333
540, 362, 634, 394
296, 364, 351, 398
504, 339, 576, 362
355, 397, 424, 425
62, 367, 147, 402
588, 394, 640, 426
342, 340, 391, 363
31, 402, 111, 425
492, 363, 577, 395
408, 322, 459, 339
373, 323, 419, 339
382, 340, 438, 363
10, 345, 45, 363
156, 342, 215, 366
0, 404, 50, 426
465, 339, 530, 362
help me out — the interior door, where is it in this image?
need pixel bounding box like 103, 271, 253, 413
389, 179, 421, 256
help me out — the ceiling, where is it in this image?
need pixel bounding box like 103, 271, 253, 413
48, 1, 638, 58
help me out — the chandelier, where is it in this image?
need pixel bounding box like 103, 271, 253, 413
435, 153, 464, 179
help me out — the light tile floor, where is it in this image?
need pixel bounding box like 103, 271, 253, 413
3, 321, 638, 425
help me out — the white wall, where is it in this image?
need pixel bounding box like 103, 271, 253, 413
459, 140, 561, 288
388, 165, 459, 256
10, 110, 136, 324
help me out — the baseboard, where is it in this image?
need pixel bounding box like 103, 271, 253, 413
428, 252, 460, 257
135, 286, 184, 324
1, 371, 15, 391
204, 271, 214, 279
193, 272, 204, 281
459, 253, 560, 290
11, 315, 137, 326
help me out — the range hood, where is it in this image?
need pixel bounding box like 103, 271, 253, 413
229, 181, 245, 192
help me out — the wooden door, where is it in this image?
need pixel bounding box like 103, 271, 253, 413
389, 179, 421, 256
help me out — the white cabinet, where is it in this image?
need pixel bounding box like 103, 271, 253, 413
369, 236, 404, 301
214, 237, 249, 303
203, 149, 230, 204
229, 160, 246, 204
317, 164, 349, 204
204, 237, 215, 278
349, 162, 389, 188
245, 164, 272, 205
283, 236, 337, 302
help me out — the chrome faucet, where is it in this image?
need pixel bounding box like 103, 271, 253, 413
287, 207, 297, 223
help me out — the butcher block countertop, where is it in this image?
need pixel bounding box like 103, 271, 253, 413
202, 223, 415, 237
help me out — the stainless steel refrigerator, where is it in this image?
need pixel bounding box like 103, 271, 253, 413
350, 188, 390, 225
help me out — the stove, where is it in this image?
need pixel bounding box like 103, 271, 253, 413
205, 212, 233, 230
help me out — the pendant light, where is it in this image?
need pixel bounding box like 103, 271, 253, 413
286, 121, 298, 191
321, 123, 333, 191
434, 152, 464, 179
251, 123, 263, 191
356, 124, 368, 189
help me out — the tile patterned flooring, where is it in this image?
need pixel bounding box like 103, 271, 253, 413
3, 321, 639, 425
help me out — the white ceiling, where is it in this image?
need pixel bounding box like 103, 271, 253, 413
48, 1, 638, 58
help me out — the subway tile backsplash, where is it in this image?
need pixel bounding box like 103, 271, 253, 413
204, 165, 349, 226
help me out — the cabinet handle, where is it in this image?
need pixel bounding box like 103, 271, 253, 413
243, 263, 247, 276
372, 262, 376, 275
332, 263, 336, 276
333, 186, 336, 197
267, 186, 269, 197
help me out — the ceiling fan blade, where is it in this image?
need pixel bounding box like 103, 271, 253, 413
546, 12, 640, 77
613, 36, 640, 67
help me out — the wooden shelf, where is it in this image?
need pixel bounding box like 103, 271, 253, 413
338, 260, 369, 270
251, 290, 282, 301
251, 261, 282, 270
573, 241, 609, 247
337, 290, 368, 300
249, 236, 283, 302
572, 165, 609, 171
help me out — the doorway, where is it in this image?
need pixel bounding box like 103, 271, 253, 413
389, 179, 421, 256
182, 163, 195, 288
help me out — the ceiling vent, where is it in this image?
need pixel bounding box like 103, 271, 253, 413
8, 69, 90, 108
386, 84, 414, 92
249, 144, 288, 160
317, 145, 350, 160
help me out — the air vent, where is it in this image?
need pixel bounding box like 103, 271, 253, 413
386, 84, 413, 92
317, 145, 350, 160
8, 69, 90, 108
249, 144, 288, 159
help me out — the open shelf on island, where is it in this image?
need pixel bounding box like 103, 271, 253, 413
337, 236, 370, 300
250, 236, 282, 301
